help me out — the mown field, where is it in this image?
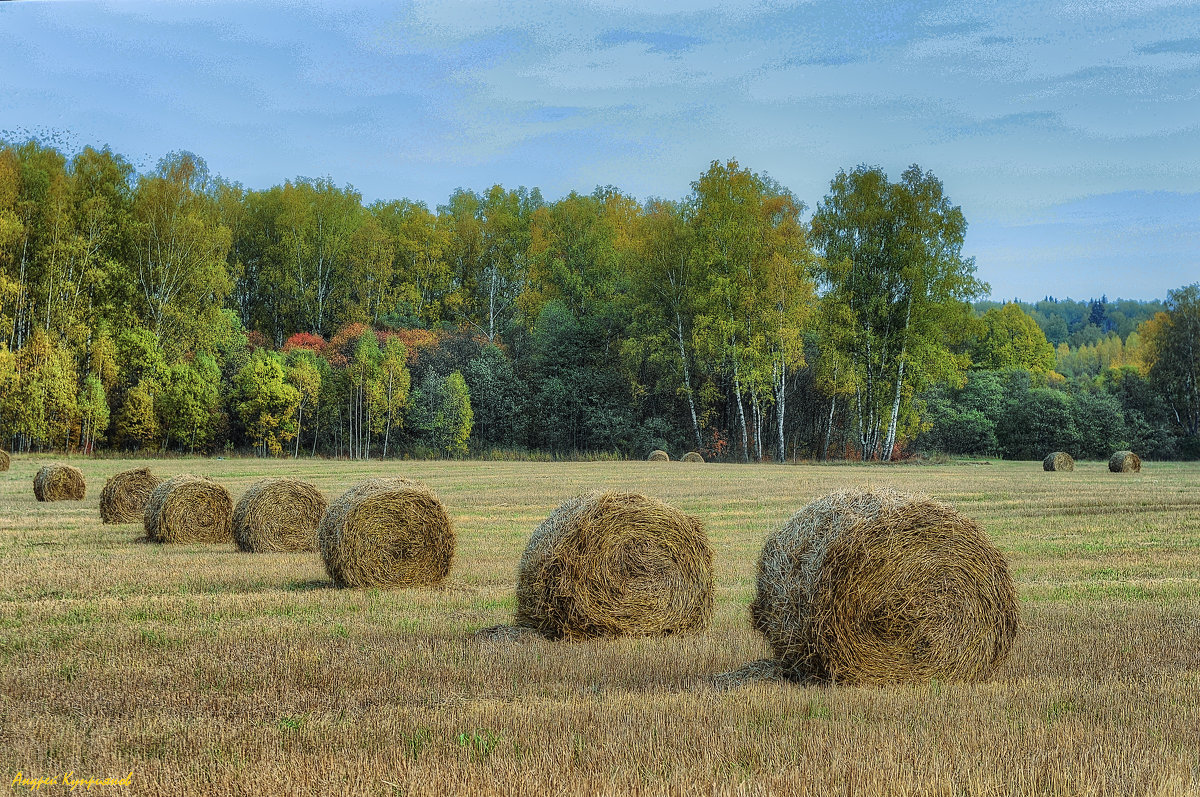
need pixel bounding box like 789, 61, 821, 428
2, 456, 1199, 796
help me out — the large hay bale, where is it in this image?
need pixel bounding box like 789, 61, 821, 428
1109, 451, 1141, 473
682, 451, 705, 463
234, 477, 327, 552
99, 467, 162, 524
318, 477, 454, 588
647, 449, 670, 462
33, 464, 86, 502
1042, 452, 1075, 472
514, 491, 714, 640
0, 450, 9, 471
750, 488, 1018, 685
144, 474, 233, 543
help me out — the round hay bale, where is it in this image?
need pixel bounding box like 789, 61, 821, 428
99, 467, 162, 524
318, 477, 454, 588
647, 449, 670, 462
682, 451, 705, 463
0, 450, 10, 471
234, 477, 327, 552
33, 464, 86, 502
1042, 452, 1075, 472
1109, 451, 1141, 473
514, 491, 714, 640
750, 488, 1018, 685
144, 474, 233, 544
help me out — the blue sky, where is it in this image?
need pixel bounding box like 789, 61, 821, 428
3, 0, 1198, 301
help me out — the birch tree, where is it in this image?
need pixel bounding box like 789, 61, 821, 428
811, 164, 982, 460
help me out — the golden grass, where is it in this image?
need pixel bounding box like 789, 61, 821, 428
1, 454, 1199, 795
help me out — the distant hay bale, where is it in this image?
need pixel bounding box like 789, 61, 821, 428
682, 451, 705, 463
144, 474, 233, 544
33, 464, 86, 502
318, 477, 454, 589
0, 450, 9, 471
233, 477, 327, 553
1042, 452, 1075, 472
514, 491, 714, 640
99, 467, 162, 524
1109, 451, 1141, 473
749, 488, 1018, 686
647, 449, 670, 462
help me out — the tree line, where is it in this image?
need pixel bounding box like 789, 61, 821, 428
1, 138, 1196, 461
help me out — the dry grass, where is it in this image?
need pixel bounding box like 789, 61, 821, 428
1, 454, 1199, 795
682, 451, 705, 463
648, 449, 670, 462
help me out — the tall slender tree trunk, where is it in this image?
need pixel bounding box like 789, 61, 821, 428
823, 394, 837, 461
774, 356, 787, 464
294, 404, 303, 459
733, 359, 749, 463
751, 391, 763, 462
882, 297, 913, 462
676, 313, 703, 450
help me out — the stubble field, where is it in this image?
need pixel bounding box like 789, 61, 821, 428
1, 456, 1199, 796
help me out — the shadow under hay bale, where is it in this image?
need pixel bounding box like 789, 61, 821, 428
0, 450, 9, 472
473, 624, 545, 644
749, 488, 1018, 686
1043, 452, 1075, 472
33, 464, 86, 502
711, 659, 789, 690
234, 477, 327, 552
513, 491, 714, 640
100, 467, 162, 524
647, 449, 670, 462
1109, 450, 1141, 473
682, 451, 705, 463
144, 475, 233, 544
318, 477, 454, 589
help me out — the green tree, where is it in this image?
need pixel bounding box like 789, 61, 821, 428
1141, 284, 1200, 439
811, 164, 984, 460
285, 348, 323, 458
77, 374, 110, 453
158, 355, 220, 453
129, 152, 232, 352
233, 349, 300, 456
972, 302, 1055, 373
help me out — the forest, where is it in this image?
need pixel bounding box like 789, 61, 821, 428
1, 138, 1197, 461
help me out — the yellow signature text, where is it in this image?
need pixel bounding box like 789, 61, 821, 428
11, 771, 133, 791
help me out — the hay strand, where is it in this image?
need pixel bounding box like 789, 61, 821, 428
99, 468, 162, 524
750, 488, 1018, 685
682, 451, 705, 463
144, 474, 233, 544
1109, 451, 1141, 473
33, 464, 86, 502
514, 491, 714, 640
1042, 452, 1075, 472
318, 477, 454, 589
647, 449, 670, 462
0, 450, 9, 471
711, 659, 788, 690
233, 477, 327, 552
